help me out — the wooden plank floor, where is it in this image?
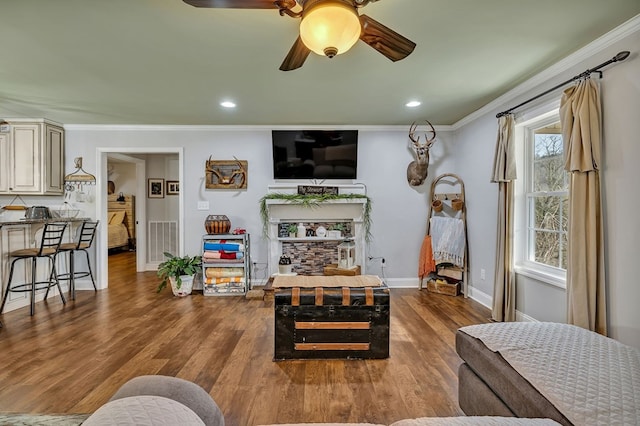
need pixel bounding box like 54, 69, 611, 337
0, 251, 491, 425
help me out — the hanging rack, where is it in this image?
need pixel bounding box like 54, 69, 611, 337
1, 194, 28, 211
496, 51, 630, 118
64, 157, 96, 184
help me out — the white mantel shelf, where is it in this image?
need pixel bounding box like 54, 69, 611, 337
278, 237, 346, 242
265, 198, 367, 205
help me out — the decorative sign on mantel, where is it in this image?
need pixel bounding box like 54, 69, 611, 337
297, 185, 339, 196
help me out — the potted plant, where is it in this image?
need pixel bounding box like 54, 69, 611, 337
157, 252, 202, 297
328, 223, 345, 239
287, 223, 298, 238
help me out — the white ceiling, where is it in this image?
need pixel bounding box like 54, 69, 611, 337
1, 0, 639, 126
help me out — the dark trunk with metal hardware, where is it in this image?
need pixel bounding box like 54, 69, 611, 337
274, 285, 390, 360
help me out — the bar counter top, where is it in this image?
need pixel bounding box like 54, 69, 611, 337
0, 217, 91, 227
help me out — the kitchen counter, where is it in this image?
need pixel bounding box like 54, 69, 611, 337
0, 217, 93, 314
0, 217, 90, 227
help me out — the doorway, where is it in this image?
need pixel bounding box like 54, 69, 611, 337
96, 148, 184, 289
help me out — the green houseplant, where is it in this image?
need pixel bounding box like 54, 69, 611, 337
157, 252, 202, 296
286, 223, 298, 237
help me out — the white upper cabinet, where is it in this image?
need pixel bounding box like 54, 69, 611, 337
0, 119, 65, 195
0, 133, 9, 193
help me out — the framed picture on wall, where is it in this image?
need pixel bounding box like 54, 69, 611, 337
148, 178, 164, 198
167, 180, 179, 195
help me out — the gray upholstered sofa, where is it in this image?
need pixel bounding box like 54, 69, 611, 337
82, 375, 561, 426
83, 375, 225, 426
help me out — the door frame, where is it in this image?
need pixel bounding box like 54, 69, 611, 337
96, 147, 184, 289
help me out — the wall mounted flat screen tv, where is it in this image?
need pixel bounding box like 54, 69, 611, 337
272, 130, 358, 180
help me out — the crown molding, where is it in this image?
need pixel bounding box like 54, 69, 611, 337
63, 124, 454, 132
452, 13, 640, 130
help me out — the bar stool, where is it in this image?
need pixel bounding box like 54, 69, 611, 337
0, 222, 68, 316
50, 220, 99, 300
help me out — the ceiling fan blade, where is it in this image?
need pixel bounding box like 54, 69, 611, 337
280, 36, 311, 71
182, 0, 277, 8
359, 14, 416, 62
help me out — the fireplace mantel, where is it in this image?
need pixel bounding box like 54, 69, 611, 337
264, 193, 369, 276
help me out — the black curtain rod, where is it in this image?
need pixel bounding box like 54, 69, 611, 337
496, 51, 630, 118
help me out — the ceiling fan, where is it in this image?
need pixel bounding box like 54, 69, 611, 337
182, 0, 416, 71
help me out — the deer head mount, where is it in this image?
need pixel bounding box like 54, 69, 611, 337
406, 120, 436, 187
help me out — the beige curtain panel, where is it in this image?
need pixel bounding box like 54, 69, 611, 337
560, 78, 607, 335
491, 114, 516, 322
492, 114, 517, 182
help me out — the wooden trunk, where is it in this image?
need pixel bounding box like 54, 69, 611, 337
274, 285, 390, 360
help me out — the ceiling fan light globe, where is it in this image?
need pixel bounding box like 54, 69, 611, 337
299, 1, 361, 57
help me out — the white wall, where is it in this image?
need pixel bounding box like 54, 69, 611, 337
108, 161, 136, 195
64, 127, 455, 287
8, 17, 637, 349
453, 27, 640, 347
144, 153, 178, 222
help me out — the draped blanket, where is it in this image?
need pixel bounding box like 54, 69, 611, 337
430, 217, 466, 267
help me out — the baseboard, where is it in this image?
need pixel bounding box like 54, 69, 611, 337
72, 278, 99, 291
516, 311, 539, 322
466, 286, 492, 310
383, 277, 419, 288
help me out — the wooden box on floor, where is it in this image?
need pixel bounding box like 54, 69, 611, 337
274, 285, 389, 360
427, 278, 460, 296
323, 263, 361, 276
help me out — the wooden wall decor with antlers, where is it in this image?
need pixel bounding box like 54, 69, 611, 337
407, 120, 436, 187
205, 157, 248, 190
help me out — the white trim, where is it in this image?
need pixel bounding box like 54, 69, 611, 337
384, 278, 419, 288
515, 265, 566, 289
64, 124, 454, 132
516, 310, 539, 322
513, 111, 568, 288
467, 286, 492, 310
3, 117, 64, 126
452, 13, 640, 130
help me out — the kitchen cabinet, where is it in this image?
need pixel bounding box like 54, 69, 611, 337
0, 119, 65, 195
0, 133, 9, 192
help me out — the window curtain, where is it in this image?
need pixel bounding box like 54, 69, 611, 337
491, 114, 516, 322
559, 78, 607, 335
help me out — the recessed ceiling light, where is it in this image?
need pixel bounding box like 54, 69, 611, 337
406, 101, 421, 108
220, 101, 236, 108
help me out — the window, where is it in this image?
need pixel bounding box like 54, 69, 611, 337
515, 111, 568, 286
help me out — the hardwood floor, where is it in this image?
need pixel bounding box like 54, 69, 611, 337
0, 251, 491, 425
